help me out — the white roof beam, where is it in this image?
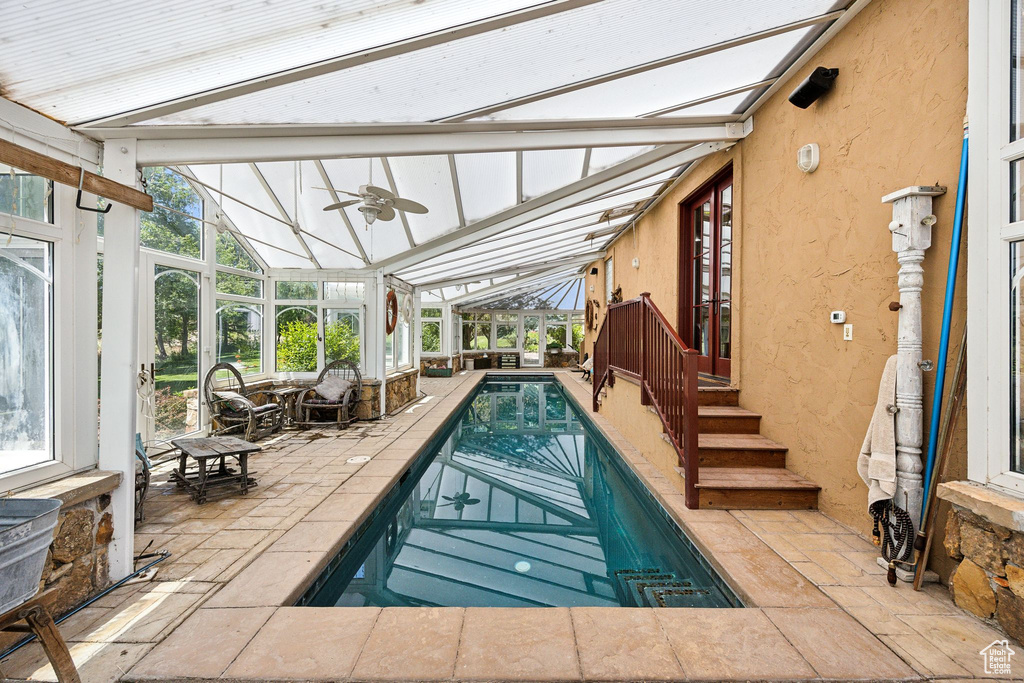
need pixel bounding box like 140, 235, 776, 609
439, 10, 845, 122
380, 157, 416, 248
411, 242, 601, 283
314, 160, 370, 265
132, 121, 742, 166
414, 252, 604, 289
449, 268, 580, 306
448, 154, 466, 228
376, 142, 730, 273
75, 0, 607, 128
641, 78, 778, 118
248, 163, 321, 268
460, 273, 582, 308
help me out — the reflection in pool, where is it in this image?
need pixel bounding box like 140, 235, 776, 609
304, 380, 738, 608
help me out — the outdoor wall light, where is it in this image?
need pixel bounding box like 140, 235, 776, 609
788, 67, 839, 109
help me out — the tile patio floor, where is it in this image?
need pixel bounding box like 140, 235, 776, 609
0, 371, 1018, 681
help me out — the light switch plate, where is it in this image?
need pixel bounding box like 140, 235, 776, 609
843, 324, 853, 341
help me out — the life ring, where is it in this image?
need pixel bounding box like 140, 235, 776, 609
385, 290, 399, 335
400, 292, 414, 324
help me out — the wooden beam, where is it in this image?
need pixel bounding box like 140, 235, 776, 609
0, 138, 152, 212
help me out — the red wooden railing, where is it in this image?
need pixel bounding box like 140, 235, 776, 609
593, 293, 700, 508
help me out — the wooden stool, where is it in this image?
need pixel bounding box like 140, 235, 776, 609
0, 595, 80, 683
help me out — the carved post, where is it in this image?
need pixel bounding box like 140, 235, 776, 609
881, 186, 945, 540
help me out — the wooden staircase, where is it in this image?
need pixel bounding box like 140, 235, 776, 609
673, 387, 820, 510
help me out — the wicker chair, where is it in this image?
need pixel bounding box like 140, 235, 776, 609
203, 362, 283, 441
296, 359, 362, 428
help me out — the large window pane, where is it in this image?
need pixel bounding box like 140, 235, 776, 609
217, 272, 263, 297
0, 235, 53, 474
496, 313, 518, 348
1012, 242, 1024, 474
141, 168, 203, 260
0, 166, 53, 223
421, 321, 441, 353
572, 314, 584, 351
398, 321, 411, 367
153, 265, 200, 439
546, 314, 568, 349
325, 308, 361, 366
421, 307, 443, 318
276, 304, 317, 371
216, 231, 262, 273
216, 300, 262, 376
1014, 0, 1023, 141
276, 280, 317, 300
324, 281, 365, 300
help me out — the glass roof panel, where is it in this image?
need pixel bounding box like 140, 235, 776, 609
293, 160, 365, 269
479, 29, 813, 120
587, 146, 656, 175
474, 277, 585, 310
144, 1, 839, 125
522, 149, 587, 201
3, 0, 556, 123
387, 155, 461, 243
318, 157, 410, 261
455, 153, 518, 223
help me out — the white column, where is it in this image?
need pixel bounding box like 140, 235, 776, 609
98, 139, 141, 580
882, 185, 946, 535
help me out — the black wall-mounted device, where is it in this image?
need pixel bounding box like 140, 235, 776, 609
788, 67, 839, 109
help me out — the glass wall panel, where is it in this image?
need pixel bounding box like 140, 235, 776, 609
496, 313, 518, 348
572, 314, 584, 352
0, 166, 53, 223
276, 304, 317, 371
397, 321, 411, 367
546, 314, 568, 349
216, 272, 263, 297
324, 281, 365, 300
216, 301, 263, 376
421, 321, 441, 353
523, 315, 541, 366
153, 265, 200, 439
276, 281, 317, 300
216, 231, 262, 273
461, 313, 491, 350
0, 235, 53, 474
324, 308, 361, 366
141, 168, 203, 260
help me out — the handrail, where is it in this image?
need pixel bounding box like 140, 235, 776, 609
593, 292, 700, 508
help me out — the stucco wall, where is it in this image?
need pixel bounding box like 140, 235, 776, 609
584, 0, 968, 580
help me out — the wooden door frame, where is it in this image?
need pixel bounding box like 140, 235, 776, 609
678, 164, 733, 377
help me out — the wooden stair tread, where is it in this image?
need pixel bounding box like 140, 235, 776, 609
698, 433, 786, 451
695, 467, 821, 490
698, 406, 760, 418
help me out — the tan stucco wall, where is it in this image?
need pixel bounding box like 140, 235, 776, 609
583, 0, 968, 580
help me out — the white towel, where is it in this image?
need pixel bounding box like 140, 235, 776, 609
857, 355, 898, 507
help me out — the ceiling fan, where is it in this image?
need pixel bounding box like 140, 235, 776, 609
321, 184, 428, 225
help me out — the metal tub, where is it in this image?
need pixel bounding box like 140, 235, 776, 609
0, 498, 61, 614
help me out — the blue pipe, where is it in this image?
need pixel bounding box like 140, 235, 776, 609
922, 120, 968, 524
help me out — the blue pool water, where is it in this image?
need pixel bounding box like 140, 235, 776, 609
302, 377, 738, 608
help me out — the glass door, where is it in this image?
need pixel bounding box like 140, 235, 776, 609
680, 169, 733, 378
523, 315, 542, 366
140, 255, 203, 442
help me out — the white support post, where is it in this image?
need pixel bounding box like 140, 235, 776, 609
98, 139, 141, 580
882, 185, 946, 543
374, 270, 387, 418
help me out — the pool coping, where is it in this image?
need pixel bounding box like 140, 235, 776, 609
124, 370, 918, 682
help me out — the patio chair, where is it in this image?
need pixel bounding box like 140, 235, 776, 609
203, 362, 283, 441
296, 359, 362, 429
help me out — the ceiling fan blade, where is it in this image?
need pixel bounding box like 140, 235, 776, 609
378, 205, 397, 222
365, 184, 395, 200
391, 197, 429, 214
323, 200, 359, 211
313, 186, 362, 198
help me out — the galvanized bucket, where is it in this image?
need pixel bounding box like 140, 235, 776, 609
0, 498, 62, 614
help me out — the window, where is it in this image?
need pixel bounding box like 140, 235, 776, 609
0, 166, 53, 223
397, 320, 411, 367
461, 313, 491, 350
140, 168, 203, 260
324, 308, 361, 366
217, 273, 263, 298
0, 235, 53, 475
421, 307, 442, 354
496, 313, 518, 348
216, 301, 263, 376
276, 281, 317, 300
324, 281, 365, 300
546, 314, 568, 350
216, 231, 262, 273
276, 305, 317, 372
605, 256, 615, 303
572, 313, 585, 351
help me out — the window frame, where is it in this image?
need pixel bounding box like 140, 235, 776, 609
419, 304, 444, 356
604, 256, 615, 303
969, 0, 1024, 494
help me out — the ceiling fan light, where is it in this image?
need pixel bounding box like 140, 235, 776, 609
358, 205, 379, 225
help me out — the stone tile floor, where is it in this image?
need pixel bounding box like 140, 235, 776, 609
0, 371, 1019, 681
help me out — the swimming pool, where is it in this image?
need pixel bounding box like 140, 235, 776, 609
301, 376, 739, 608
